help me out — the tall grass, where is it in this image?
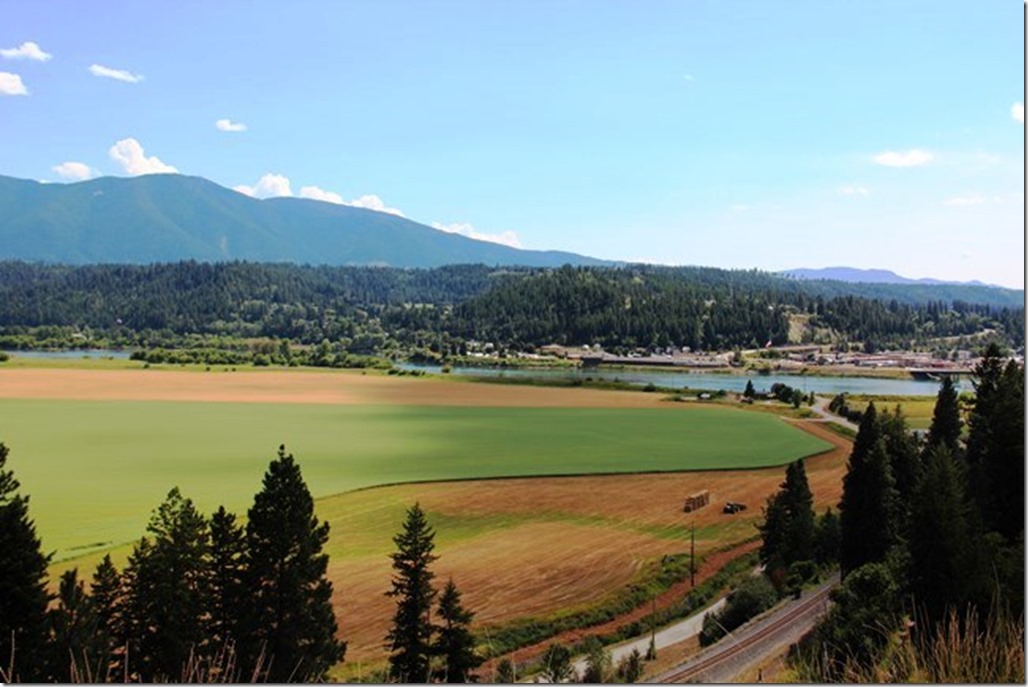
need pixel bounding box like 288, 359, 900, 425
793, 607, 1025, 683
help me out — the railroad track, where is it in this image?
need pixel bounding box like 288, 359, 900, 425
655, 574, 838, 683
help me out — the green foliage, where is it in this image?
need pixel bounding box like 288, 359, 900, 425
794, 562, 903, 682
698, 575, 778, 646
581, 636, 613, 683
839, 404, 900, 576
759, 459, 815, 583
924, 375, 963, 457
120, 487, 212, 681
243, 446, 343, 682
386, 503, 438, 683
46, 569, 106, 682
208, 506, 246, 650
616, 647, 644, 683
494, 657, 515, 683
0, 443, 52, 682
89, 554, 122, 681
539, 642, 575, 683
433, 579, 482, 683
812, 508, 840, 567
907, 446, 971, 625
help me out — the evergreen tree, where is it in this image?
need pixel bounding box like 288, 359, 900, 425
433, 579, 482, 683
839, 404, 897, 576
617, 648, 644, 683
743, 379, 755, 398
90, 554, 123, 680
812, 508, 840, 567
386, 502, 438, 683
209, 505, 246, 651
244, 446, 343, 682
0, 443, 51, 682
121, 487, 212, 681
758, 459, 815, 581
924, 375, 963, 457
907, 445, 970, 626
47, 569, 105, 682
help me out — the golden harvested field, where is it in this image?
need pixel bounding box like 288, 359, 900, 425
318, 419, 848, 665
0, 367, 669, 408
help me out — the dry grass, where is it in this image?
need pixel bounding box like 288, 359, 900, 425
0, 367, 672, 408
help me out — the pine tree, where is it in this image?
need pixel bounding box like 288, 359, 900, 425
0, 443, 51, 682
90, 554, 123, 681
540, 642, 575, 683
433, 578, 482, 682
812, 508, 840, 567
46, 569, 105, 682
386, 502, 439, 683
244, 446, 344, 682
209, 505, 246, 652
743, 379, 755, 398
907, 445, 970, 625
839, 403, 891, 576
758, 459, 815, 582
925, 375, 963, 457
121, 487, 212, 681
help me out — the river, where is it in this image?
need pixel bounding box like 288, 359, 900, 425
397, 363, 973, 396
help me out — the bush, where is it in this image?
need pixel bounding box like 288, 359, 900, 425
699, 575, 778, 646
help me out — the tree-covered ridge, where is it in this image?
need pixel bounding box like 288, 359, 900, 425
0, 261, 1021, 354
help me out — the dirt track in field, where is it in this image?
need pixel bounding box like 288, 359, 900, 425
0, 367, 670, 407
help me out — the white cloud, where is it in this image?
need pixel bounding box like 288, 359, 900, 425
347, 194, 405, 216
215, 118, 247, 132
432, 221, 522, 248
872, 149, 934, 167
52, 161, 95, 181
234, 173, 293, 199
839, 185, 870, 196
238, 174, 406, 216
108, 138, 178, 175
298, 185, 343, 204
0, 72, 28, 95
0, 41, 52, 61
89, 64, 144, 83
1013, 102, 1024, 124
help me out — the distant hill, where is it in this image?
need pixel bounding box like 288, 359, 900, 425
783, 266, 990, 287
0, 174, 608, 268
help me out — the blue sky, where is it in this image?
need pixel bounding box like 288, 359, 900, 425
1, 1, 1023, 286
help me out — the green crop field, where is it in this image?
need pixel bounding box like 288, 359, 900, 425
0, 399, 830, 560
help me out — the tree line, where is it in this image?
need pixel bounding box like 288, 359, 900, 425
757, 343, 1024, 680
0, 262, 1021, 358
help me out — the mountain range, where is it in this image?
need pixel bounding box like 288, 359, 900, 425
0, 174, 607, 268
782, 266, 994, 287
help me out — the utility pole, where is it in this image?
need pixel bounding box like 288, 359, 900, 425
690, 521, 696, 588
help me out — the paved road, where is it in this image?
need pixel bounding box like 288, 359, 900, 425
653, 573, 839, 683
566, 597, 728, 678
807, 397, 858, 432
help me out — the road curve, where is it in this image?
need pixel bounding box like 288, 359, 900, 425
653, 573, 839, 683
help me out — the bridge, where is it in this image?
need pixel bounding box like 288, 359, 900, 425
907, 368, 973, 381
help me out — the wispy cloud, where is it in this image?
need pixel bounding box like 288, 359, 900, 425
1013, 102, 1024, 124
0, 72, 28, 95
839, 185, 870, 196
346, 194, 404, 216
0, 41, 51, 61
52, 161, 95, 181
215, 118, 247, 132
89, 64, 144, 83
943, 194, 1003, 207
432, 221, 522, 248
108, 138, 178, 175
872, 149, 934, 167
